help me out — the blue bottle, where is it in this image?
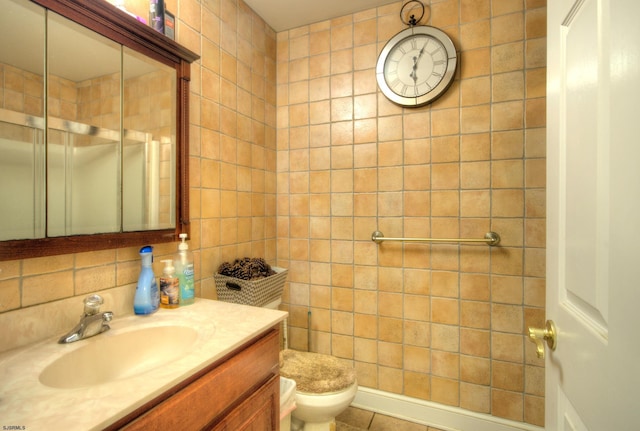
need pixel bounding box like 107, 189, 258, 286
134, 245, 159, 315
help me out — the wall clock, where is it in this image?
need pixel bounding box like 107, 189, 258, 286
376, 25, 457, 107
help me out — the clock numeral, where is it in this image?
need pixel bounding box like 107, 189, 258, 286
385, 58, 400, 74
429, 47, 444, 57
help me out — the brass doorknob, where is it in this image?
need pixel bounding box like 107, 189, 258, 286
528, 320, 557, 359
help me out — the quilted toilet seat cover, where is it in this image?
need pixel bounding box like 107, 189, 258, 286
279, 349, 356, 394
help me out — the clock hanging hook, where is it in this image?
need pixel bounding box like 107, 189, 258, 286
400, 0, 429, 27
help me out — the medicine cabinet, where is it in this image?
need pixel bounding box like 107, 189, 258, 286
0, 0, 198, 260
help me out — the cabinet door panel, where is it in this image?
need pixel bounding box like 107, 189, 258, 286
209, 374, 279, 431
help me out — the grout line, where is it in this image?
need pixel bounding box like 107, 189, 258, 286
366, 412, 375, 430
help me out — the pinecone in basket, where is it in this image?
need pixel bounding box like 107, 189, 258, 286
217, 261, 234, 276
217, 257, 276, 280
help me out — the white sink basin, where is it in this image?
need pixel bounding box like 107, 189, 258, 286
0, 299, 286, 430
39, 325, 198, 389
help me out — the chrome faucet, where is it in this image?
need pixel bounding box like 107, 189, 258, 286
58, 294, 113, 344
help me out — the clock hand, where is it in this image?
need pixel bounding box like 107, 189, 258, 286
409, 41, 429, 83
415, 41, 428, 63
410, 56, 418, 83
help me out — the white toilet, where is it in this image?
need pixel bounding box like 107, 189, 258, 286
215, 280, 357, 431
280, 349, 357, 431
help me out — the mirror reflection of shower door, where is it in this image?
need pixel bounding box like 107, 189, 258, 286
122, 47, 176, 232
47, 11, 121, 236
47, 127, 120, 236
122, 135, 147, 231
0, 122, 45, 240
0, 0, 45, 241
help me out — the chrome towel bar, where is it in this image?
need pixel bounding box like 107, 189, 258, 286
371, 230, 501, 246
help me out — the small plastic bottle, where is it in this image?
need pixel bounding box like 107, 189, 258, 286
159, 259, 179, 309
134, 245, 159, 315
175, 233, 195, 306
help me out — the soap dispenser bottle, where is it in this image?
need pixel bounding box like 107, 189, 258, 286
134, 245, 160, 315
175, 233, 195, 306
159, 259, 179, 309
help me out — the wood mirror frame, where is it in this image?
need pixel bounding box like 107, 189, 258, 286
0, 0, 199, 261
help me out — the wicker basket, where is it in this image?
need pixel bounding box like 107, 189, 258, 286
214, 267, 288, 307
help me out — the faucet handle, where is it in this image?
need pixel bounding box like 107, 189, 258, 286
83, 294, 104, 316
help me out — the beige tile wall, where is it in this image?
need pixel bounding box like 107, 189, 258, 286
0, 0, 546, 427
276, 0, 546, 426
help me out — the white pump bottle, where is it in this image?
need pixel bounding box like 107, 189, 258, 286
175, 233, 195, 305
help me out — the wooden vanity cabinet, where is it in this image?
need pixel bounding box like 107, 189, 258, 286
110, 326, 281, 431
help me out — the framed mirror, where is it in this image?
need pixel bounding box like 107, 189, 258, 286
0, 0, 198, 260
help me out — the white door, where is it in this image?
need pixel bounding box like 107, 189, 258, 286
546, 0, 640, 429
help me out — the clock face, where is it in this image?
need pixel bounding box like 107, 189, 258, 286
376, 26, 457, 107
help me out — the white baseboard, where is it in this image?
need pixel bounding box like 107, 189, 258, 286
351, 387, 545, 431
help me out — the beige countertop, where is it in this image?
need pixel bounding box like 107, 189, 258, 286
0, 298, 287, 430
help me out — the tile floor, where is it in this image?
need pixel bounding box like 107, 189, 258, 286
335, 407, 447, 431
